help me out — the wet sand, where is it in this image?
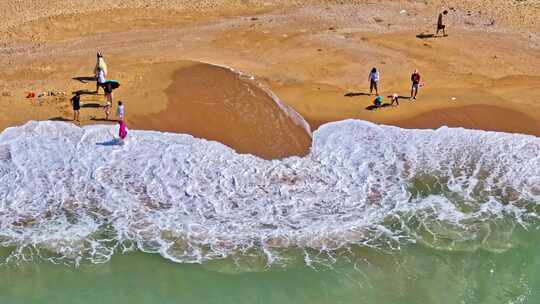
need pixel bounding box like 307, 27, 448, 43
394, 105, 540, 136
134, 63, 311, 159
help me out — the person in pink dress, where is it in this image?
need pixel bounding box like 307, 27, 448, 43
118, 120, 128, 143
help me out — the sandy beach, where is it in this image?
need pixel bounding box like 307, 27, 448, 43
2, 2, 540, 303
0, 0, 539, 158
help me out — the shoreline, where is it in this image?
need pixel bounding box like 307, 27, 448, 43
308, 104, 540, 137
392, 104, 540, 137
0, 2, 539, 159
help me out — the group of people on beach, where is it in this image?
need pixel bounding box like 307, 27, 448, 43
71, 52, 128, 141
368, 68, 422, 109
367, 10, 449, 109
70, 11, 450, 133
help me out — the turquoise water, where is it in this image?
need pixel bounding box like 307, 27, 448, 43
1, 227, 539, 304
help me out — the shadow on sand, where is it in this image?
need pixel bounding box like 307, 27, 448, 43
73, 76, 96, 83
416, 33, 437, 39
49, 116, 72, 122
72, 89, 99, 96
90, 117, 117, 123
344, 92, 372, 97
366, 103, 397, 111
81, 103, 102, 108
416, 33, 447, 39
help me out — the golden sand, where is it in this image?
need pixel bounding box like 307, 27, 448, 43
0, 1, 538, 159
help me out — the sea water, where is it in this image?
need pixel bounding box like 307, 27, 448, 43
0, 120, 539, 303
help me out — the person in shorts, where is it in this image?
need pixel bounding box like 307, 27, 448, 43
410, 70, 421, 100
96, 68, 106, 94
104, 100, 111, 120
71, 92, 81, 122
437, 10, 448, 36
368, 67, 380, 95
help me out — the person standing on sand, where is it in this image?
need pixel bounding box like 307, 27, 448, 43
116, 101, 125, 121
94, 52, 108, 93
96, 67, 106, 94
437, 10, 449, 36
103, 81, 113, 115
71, 92, 81, 122
118, 120, 128, 144
410, 69, 421, 100
368, 67, 380, 95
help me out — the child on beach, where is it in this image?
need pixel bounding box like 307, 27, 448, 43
104, 101, 111, 120
410, 70, 421, 100
71, 92, 81, 122
368, 67, 380, 95
104, 82, 113, 107
390, 93, 399, 106
118, 120, 128, 144
373, 95, 383, 107
117, 101, 125, 121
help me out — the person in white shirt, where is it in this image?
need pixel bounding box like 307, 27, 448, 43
94, 52, 108, 93
96, 68, 106, 94
368, 67, 380, 95
117, 101, 125, 121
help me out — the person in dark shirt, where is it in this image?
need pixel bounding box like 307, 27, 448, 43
103, 82, 113, 120
71, 92, 81, 122
410, 70, 421, 100
437, 10, 449, 36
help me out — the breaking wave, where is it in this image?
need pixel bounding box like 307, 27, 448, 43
0, 120, 538, 266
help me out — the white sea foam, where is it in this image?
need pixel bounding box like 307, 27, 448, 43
0, 120, 538, 265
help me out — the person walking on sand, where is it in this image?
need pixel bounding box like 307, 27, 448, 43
368, 67, 380, 95
436, 10, 448, 37
410, 69, 421, 100
104, 100, 111, 120
116, 101, 125, 121
71, 92, 81, 122
103, 81, 113, 115
94, 52, 108, 93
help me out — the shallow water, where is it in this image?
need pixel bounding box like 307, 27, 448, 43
1, 231, 540, 304
0, 120, 539, 302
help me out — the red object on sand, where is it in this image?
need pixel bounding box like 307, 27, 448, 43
26, 92, 35, 98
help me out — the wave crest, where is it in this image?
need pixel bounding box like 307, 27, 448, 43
0, 120, 538, 265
